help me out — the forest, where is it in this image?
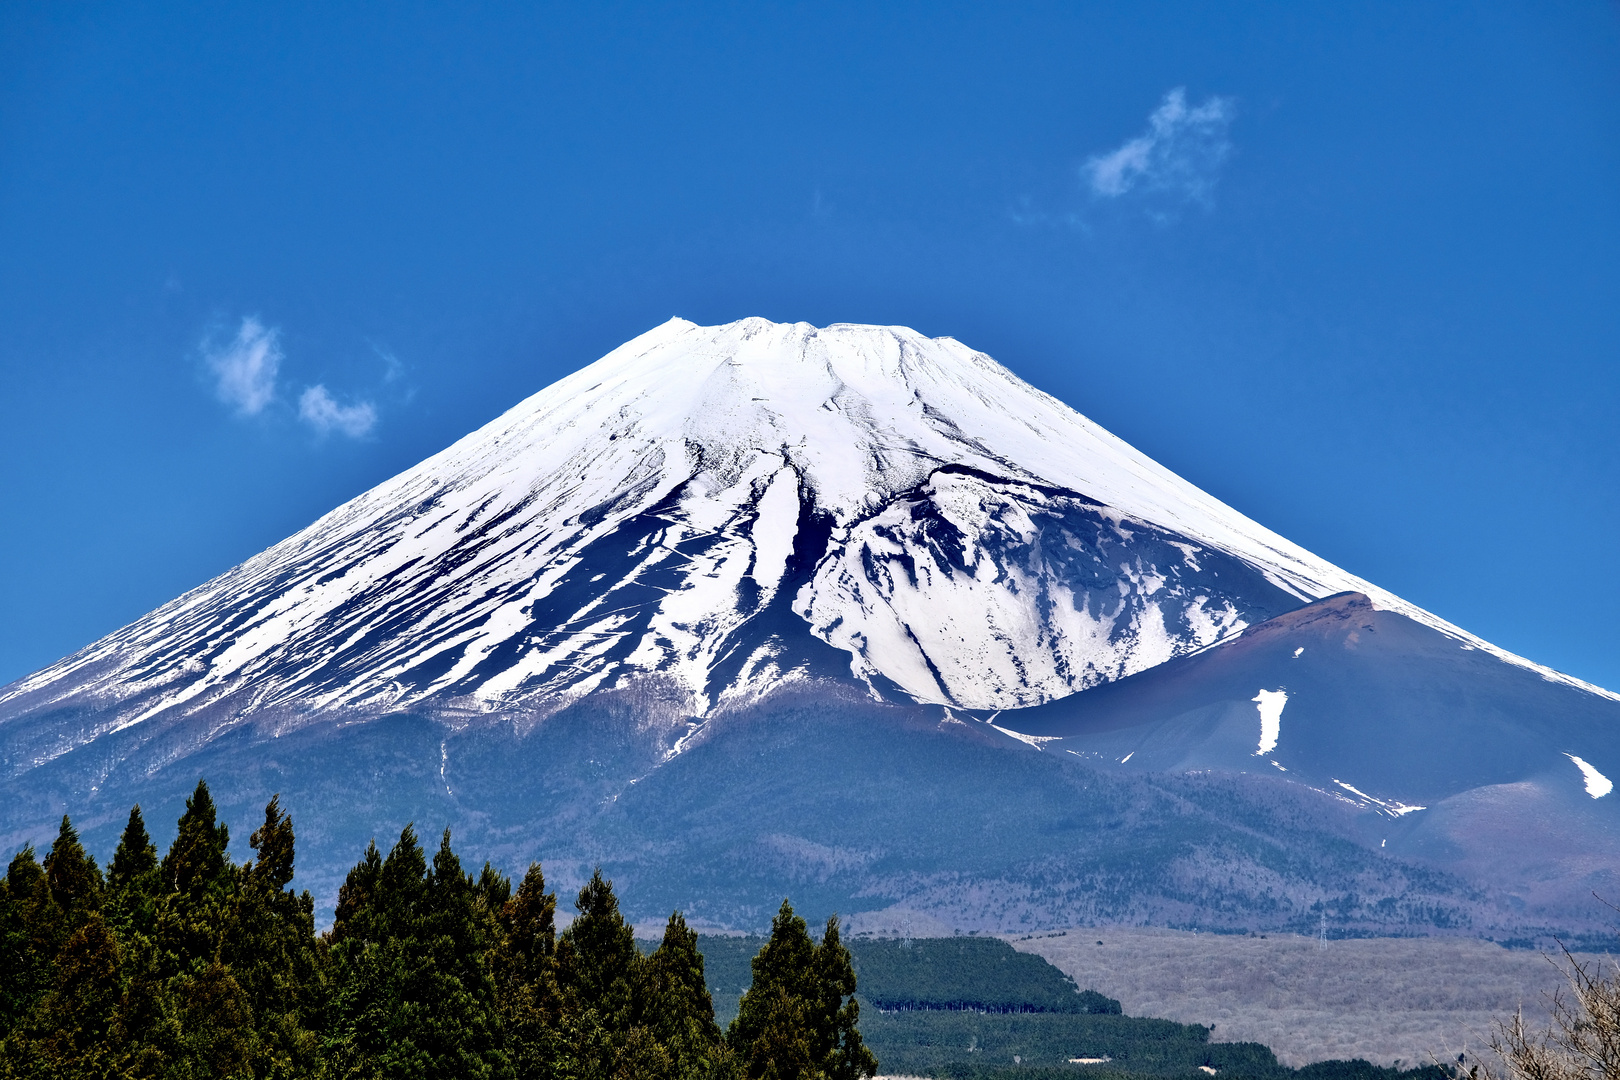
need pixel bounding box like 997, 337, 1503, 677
1, 784, 1605, 1080
0, 782, 871, 1079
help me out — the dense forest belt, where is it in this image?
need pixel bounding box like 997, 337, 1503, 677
0, 784, 877, 1079
690, 936, 1452, 1080
685, 936, 1119, 1028
1015, 929, 1611, 1068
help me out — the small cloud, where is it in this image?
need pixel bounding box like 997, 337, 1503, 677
1084, 88, 1235, 204
298, 385, 377, 438
370, 342, 405, 383
205, 316, 281, 415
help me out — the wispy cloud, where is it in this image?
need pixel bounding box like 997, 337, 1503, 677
1084, 88, 1235, 204
370, 341, 405, 384
298, 385, 377, 438
205, 316, 281, 415
204, 313, 384, 439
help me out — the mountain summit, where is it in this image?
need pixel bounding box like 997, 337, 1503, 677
2, 318, 1597, 746
3, 318, 1616, 936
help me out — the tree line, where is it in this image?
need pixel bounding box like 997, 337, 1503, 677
0, 781, 877, 1080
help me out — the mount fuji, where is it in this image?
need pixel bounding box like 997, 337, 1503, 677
3, 317, 1617, 937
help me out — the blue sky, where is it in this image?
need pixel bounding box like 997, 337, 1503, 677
2, 1, 1618, 690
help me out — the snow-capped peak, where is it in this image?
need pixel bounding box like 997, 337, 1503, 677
3, 318, 1611, 756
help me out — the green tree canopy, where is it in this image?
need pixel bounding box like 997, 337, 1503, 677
729, 901, 876, 1080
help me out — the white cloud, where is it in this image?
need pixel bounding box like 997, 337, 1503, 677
1085, 88, 1235, 203
299, 385, 377, 438
205, 316, 282, 415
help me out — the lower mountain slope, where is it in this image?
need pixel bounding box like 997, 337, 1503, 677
1, 644, 1611, 940
993, 593, 1620, 922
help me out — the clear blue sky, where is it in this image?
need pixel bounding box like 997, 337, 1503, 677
2, 2, 1618, 690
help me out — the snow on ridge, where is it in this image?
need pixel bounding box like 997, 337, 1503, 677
3, 316, 1613, 741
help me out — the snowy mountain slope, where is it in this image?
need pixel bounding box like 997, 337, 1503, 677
1, 317, 1611, 772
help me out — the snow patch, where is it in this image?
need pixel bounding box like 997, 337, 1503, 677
989, 722, 1060, 751
1332, 779, 1426, 818
1253, 689, 1286, 754
1566, 754, 1613, 798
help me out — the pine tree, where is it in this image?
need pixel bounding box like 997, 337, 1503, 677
733, 984, 814, 1080
0, 822, 123, 1077
324, 825, 425, 1072
222, 794, 325, 1075
413, 828, 510, 1078
495, 863, 563, 1080
108, 805, 158, 889
0, 846, 51, 1039
153, 780, 238, 982
42, 816, 103, 921
729, 900, 818, 1080
325, 825, 513, 1080
559, 868, 639, 1027
330, 836, 384, 945
808, 917, 875, 1080
101, 806, 169, 1078
105, 805, 161, 941
161, 780, 232, 900
729, 901, 875, 1080
555, 868, 656, 1080
165, 957, 254, 1076
116, 781, 252, 1079
642, 910, 736, 1080
1, 818, 117, 1069
501, 864, 557, 986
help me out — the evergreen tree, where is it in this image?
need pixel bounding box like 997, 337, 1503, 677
0, 786, 790, 1080
42, 817, 103, 922
733, 984, 814, 1080
115, 781, 252, 1079
495, 863, 562, 1080
1, 822, 122, 1078
808, 917, 875, 1080
5, 913, 124, 1079
477, 861, 513, 911
325, 825, 512, 1080
0, 846, 51, 1039
163, 957, 254, 1076
555, 868, 655, 1080
330, 837, 384, 945
642, 910, 736, 1080
500, 864, 556, 986
222, 794, 325, 1076
729, 901, 818, 1080
324, 825, 426, 1073
153, 780, 238, 980
559, 868, 639, 1027
107, 930, 177, 1080
105, 805, 160, 942
161, 780, 232, 900
729, 901, 875, 1080
108, 805, 158, 889
414, 829, 510, 1078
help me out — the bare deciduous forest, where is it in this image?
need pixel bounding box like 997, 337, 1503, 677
1015, 929, 1609, 1068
